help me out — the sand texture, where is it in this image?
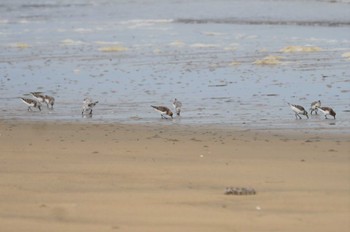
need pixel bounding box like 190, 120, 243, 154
0, 121, 349, 231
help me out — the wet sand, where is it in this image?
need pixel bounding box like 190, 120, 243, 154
0, 120, 349, 231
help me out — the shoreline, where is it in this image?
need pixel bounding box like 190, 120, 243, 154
1, 118, 349, 137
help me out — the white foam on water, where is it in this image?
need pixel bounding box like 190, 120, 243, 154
190, 43, 220, 48
61, 39, 86, 46
119, 19, 173, 28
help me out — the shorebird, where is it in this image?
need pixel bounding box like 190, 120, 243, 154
172, 98, 182, 116
288, 103, 309, 119
82, 98, 98, 116
43, 95, 55, 109
31, 92, 55, 109
310, 100, 321, 115
21, 98, 42, 111
151, 105, 173, 119
317, 106, 336, 119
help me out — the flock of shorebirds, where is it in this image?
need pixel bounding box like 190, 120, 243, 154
20, 93, 183, 118
151, 98, 182, 119
20, 92, 55, 111
21, 94, 335, 120
288, 100, 336, 120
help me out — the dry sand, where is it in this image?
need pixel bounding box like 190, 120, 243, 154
0, 121, 349, 232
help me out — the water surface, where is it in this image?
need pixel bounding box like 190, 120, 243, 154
0, 0, 349, 133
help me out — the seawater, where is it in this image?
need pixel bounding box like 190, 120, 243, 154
0, 0, 349, 132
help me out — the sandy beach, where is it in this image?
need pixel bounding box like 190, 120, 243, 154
1, 1, 349, 231
0, 120, 349, 231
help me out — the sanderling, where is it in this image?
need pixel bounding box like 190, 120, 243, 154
31, 92, 55, 109
43, 95, 55, 109
172, 98, 182, 116
288, 103, 309, 119
317, 106, 336, 119
82, 98, 98, 116
310, 100, 321, 115
21, 98, 42, 111
151, 105, 173, 119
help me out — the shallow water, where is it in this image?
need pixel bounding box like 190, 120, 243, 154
0, 0, 349, 132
